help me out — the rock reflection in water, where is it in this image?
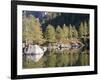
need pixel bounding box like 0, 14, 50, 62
23, 46, 89, 68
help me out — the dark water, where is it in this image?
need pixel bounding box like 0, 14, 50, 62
23, 45, 89, 68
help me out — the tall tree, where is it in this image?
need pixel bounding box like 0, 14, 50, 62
84, 21, 88, 37
79, 22, 84, 38
62, 24, 69, 40
22, 15, 44, 44
56, 25, 64, 42
72, 26, 78, 38
44, 24, 56, 43
87, 21, 90, 37
69, 24, 73, 39
33, 18, 44, 44
22, 15, 36, 43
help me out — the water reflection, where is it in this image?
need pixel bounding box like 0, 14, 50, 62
23, 45, 89, 68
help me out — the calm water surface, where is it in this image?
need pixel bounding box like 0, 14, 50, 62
23, 45, 89, 68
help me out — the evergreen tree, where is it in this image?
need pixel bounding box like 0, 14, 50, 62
62, 24, 69, 40
44, 24, 56, 43
69, 24, 73, 39
22, 15, 44, 44
79, 22, 84, 38
22, 15, 36, 43
87, 21, 90, 37
84, 21, 88, 37
56, 25, 64, 42
72, 26, 78, 38
33, 18, 44, 44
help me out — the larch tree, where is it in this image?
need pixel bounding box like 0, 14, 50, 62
22, 15, 44, 44
84, 21, 88, 37
22, 15, 36, 44
72, 26, 78, 38
62, 24, 69, 40
69, 24, 73, 39
32, 18, 44, 44
79, 22, 84, 38
44, 24, 56, 43
87, 21, 90, 37
56, 25, 64, 42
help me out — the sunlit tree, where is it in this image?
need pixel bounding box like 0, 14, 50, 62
56, 25, 64, 42
69, 24, 73, 39
62, 24, 69, 40
72, 26, 78, 38
22, 15, 36, 43
44, 24, 56, 43
22, 15, 44, 44
32, 18, 44, 44
79, 22, 84, 38
84, 21, 89, 37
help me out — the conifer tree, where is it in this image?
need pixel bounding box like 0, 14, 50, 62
22, 15, 44, 44
84, 21, 88, 37
45, 24, 56, 43
62, 24, 69, 40
56, 25, 64, 42
22, 15, 36, 43
73, 26, 78, 38
33, 18, 44, 44
79, 22, 84, 38
69, 24, 73, 39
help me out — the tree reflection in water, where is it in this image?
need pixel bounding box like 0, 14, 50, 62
23, 46, 89, 68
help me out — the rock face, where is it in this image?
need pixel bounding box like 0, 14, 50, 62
24, 44, 46, 62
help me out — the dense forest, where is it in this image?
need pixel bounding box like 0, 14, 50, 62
22, 11, 89, 45
22, 11, 90, 68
